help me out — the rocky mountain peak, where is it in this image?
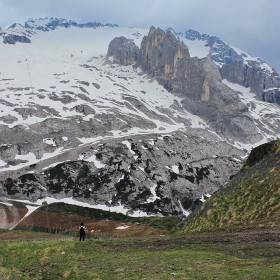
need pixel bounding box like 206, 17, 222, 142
110, 27, 264, 143
135, 26, 190, 77
185, 29, 204, 41
23, 17, 118, 31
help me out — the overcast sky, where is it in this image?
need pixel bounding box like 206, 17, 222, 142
0, 0, 279, 72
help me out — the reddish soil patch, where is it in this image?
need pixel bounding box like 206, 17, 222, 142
0, 202, 28, 229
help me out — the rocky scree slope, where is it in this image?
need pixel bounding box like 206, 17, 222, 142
0, 130, 243, 217
0, 18, 279, 221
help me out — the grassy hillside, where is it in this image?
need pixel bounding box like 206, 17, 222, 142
39, 202, 179, 229
180, 140, 280, 233
15, 202, 180, 236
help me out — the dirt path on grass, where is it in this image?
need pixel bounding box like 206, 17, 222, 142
95, 229, 280, 252
1, 228, 279, 248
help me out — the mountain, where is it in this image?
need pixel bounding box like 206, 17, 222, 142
0, 18, 279, 228
180, 140, 280, 232
178, 29, 280, 104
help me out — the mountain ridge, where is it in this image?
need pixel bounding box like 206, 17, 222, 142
3, 17, 279, 105
0, 18, 279, 228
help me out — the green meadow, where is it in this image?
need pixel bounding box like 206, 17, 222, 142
0, 230, 279, 280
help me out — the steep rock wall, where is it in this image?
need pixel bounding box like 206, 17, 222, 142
133, 27, 262, 144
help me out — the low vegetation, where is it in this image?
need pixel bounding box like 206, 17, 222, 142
39, 202, 180, 231
2, 141, 280, 279
0, 230, 279, 279
14, 202, 180, 237
181, 140, 280, 233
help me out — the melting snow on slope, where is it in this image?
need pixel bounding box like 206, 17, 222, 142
0, 24, 205, 133
147, 184, 160, 203
0, 148, 65, 172
223, 79, 280, 149
172, 165, 179, 174
15, 152, 36, 161
81, 154, 106, 168
116, 225, 130, 230
178, 200, 190, 217
122, 140, 135, 154
180, 37, 210, 58
43, 138, 56, 146
117, 174, 125, 183
166, 165, 180, 174
10, 196, 153, 220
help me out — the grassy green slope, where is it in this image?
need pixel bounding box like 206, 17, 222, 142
181, 140, 280, 233
17, 202, 180, 232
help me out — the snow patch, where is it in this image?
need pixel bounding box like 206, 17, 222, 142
180, 37, 210, 58
139, 166, 145, 172
10, 196, 154, 217
178, 200, 190, 217
171, 165, 179, 174
15, 152, 36, 161
116, 225, 130, 230
117, 174, 124, 183
83, 154, 106, 168
147, 184, 160, 203
122, 140, 135, 154
43, 138, 56, 146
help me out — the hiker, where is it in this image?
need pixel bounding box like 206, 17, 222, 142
79, 222, 86, 241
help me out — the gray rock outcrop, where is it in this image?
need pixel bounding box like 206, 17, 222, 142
106, 36, 139, 65
220, 61, 280, 104
3, 34, 31, 44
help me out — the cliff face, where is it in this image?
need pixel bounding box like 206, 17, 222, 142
0, 130, 244, 217
220, 61, 280, 103
132, 27, 261, 144
184, 29, 280, 105
135, 27, 190, 78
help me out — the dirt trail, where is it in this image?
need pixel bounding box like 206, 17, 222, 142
1, 228, 279, 247
99, 229, 280, 251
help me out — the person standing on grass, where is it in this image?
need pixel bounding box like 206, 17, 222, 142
79, 222, 86, 241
